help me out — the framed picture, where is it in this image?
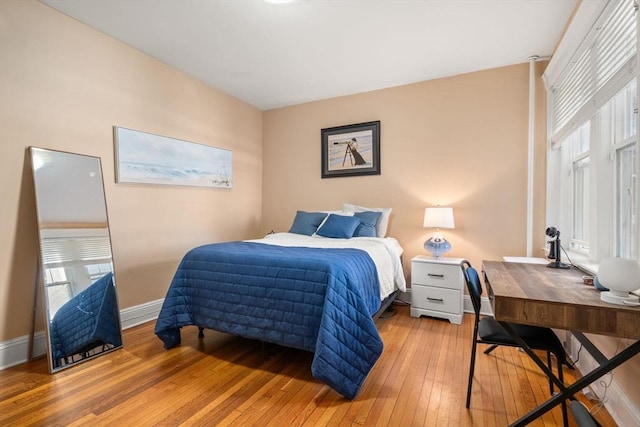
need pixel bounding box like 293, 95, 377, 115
114, 126, 232, 188
321, 121, 380, 178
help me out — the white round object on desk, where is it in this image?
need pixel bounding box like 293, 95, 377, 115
597, 257, 640, 305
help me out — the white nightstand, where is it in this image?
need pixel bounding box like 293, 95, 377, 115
410, 256, 465, 325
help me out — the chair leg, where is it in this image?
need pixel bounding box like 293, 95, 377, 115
547, 351, 554, 395
557, 356, 568, 427
483, 344, 498, 355
466, 326, 479, 408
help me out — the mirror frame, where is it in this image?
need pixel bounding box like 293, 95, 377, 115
29, 146, 123, 372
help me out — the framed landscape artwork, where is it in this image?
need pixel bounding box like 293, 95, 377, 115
321, 121, 380, 178
114, 127, 232, 188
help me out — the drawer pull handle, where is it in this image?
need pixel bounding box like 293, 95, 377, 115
428, 273, 444, 278
427, 297, 444, 303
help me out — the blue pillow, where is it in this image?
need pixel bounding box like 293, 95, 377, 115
316, 214, 361, 239
353, 211, 382, 237
288, 211, 327, 236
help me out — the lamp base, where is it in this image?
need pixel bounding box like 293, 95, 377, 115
547, 261, 570, 269
424, 237, 451, 258
600, 291, 640, 305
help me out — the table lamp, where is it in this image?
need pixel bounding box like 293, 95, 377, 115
423, 206, 455, 258
597, 257, 640, 305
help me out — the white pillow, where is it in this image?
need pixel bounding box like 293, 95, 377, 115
342, 203, 392, 237
322, 210, 354, 216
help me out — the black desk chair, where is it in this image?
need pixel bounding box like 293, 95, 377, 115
462, 261, 568, 426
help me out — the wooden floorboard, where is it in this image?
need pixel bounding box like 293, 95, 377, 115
0, 304, 618, 426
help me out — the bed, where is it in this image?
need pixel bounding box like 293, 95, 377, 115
154, 209, 406, 399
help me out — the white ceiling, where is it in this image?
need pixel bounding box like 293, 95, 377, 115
41, 0, 577, 111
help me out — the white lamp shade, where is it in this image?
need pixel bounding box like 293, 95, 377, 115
597, 257, 640, 305
597, 257, 640, 292
423, 207, 455, 229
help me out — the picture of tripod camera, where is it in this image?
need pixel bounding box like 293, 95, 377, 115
321, 121, 380, 178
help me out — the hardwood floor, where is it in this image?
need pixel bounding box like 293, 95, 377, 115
1, 304, 617, 426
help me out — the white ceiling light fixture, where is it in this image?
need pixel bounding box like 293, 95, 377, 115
264, 0, 295, 4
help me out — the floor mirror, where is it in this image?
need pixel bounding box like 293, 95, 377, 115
29, 147, 123, 373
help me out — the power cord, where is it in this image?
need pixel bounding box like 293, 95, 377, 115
560, 244, 575, 267
580, 338, 624, 416
589, 372, 612, 415
563, 342, 581, 370
572, 343, 583, 364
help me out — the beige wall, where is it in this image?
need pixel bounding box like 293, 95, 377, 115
263, 62, 549, 273
0, 0, 263, 342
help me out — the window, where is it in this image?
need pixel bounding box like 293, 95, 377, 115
572, 157, 589, 250
552, 79, 638, 265
601, 78, 638, 259
43, 267, 72, 317
617, 143, 637, 258
556, 122, 591, 253
564, 123, 590, 252
85, 262, 113, 282
545, 0, 638, 266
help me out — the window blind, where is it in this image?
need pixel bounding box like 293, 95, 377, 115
595, 1, 636, 91
551, 47, 592, 136
548, 0, 637, 145
41, 236, 112, 267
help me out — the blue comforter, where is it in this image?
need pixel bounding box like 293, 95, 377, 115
50, 272, 122, 367
154, 241, 383, 399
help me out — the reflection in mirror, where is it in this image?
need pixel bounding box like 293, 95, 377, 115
29, 147, 123, 372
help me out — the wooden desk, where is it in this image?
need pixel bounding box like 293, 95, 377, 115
482, 261, 640, 426
482, 261, 640, 340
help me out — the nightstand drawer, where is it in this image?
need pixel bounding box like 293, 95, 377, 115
411, 262, 460, 290
411, 285, 461, 314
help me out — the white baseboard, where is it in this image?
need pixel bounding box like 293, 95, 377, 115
0, 331, 48, 370
463, 294, 493, 316
0, 298, 164, 371
397, 289, 411, 304
119, 298, 164, 329
568, 335, 640, 427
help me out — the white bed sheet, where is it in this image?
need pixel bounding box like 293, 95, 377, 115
246, 232, 406, 300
